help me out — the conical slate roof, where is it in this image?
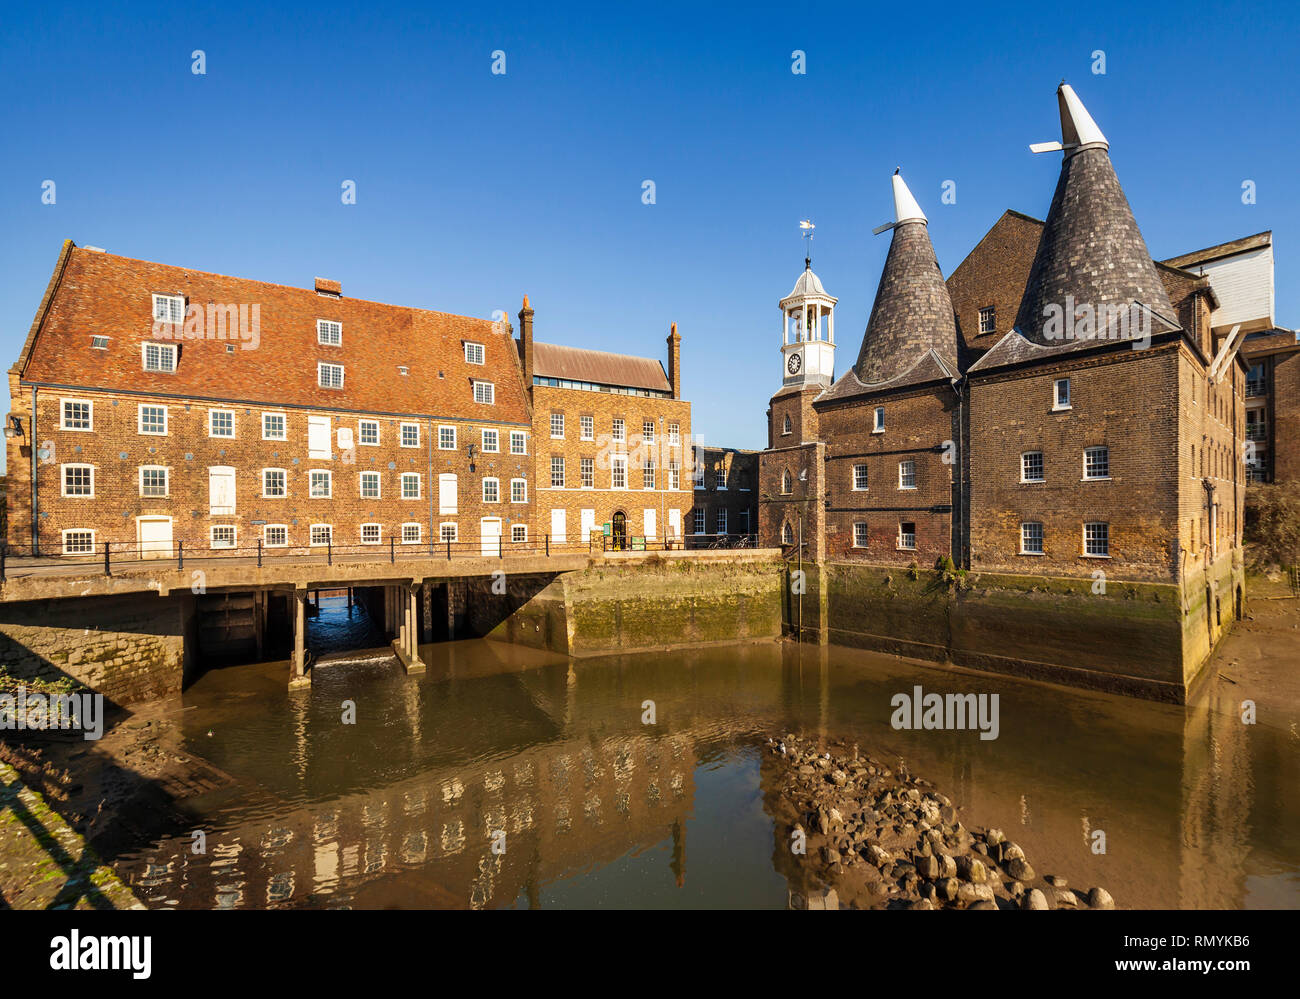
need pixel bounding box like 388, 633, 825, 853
1012, 85, 1175, 346
851, 172, 960, 387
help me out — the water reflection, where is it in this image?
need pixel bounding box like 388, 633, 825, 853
115, 601, 1299, 909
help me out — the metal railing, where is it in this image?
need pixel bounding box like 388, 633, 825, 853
0, 534, 604, 582
599, 532, 758, 553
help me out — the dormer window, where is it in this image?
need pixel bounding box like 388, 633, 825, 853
978, 306, 996, 334
90, 335, 109, 349
473, 381, 495, 404
142, 342, 177, 373
152, 294, 184, 324
465, 342, 485, 364
317, 320, 342, 346
318, 362, 344, 389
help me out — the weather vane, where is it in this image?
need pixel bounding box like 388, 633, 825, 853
799, 219, 815, 266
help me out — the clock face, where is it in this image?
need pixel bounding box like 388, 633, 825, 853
787, 351, 802, 375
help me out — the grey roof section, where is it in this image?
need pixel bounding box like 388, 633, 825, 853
820, 348, 957, 402
970, 306, 1181, 373
532, 340, 670, 392
1012, 145, 1177, 355
852, 220, 960, 388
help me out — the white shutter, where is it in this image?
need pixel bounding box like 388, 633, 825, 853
643, 509, 656, 539
308, 416, 331, 459
439, 473, 458, 514
550, 508, 567, 543
580, 508, 596, 542
209, 467, 236, 515
668, 509, 681, 538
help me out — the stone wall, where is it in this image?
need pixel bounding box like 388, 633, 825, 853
0, 592, 189, 704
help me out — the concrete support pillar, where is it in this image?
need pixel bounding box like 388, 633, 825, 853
289, 589, 310, 690
395, 582, 426, 675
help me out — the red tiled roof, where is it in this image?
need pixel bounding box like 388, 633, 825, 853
15, 245, 532, 425
532, 341, 670, 392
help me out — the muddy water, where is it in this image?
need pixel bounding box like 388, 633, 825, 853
115, 598, 1299, 909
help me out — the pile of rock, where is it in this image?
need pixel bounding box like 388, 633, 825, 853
768, 734, 1116, 911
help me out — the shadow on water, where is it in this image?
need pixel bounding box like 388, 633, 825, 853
104, 629, 1299, 910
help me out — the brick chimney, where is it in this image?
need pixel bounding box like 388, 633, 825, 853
314, 277, 341, 297
667, 321, 681, 399
518, 294, 535, 397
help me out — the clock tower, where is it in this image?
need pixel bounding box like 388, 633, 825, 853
779, 259, 837, 391
766, 256, 836, 448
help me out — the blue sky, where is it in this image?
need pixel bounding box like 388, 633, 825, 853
1, 0, 1295, 458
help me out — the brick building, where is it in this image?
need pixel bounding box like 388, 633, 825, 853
691, 446, 758, 540
5, 244, 528, 558
759, 84, 1249, 607
516, 299, 692, 549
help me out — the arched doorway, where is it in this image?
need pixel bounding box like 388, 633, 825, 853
612, 511, 627, 551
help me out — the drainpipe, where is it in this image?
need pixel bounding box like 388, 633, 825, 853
29, 385, 38, 556
427, 415, 436, 551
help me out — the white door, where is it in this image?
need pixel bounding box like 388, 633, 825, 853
668, 509, 681, 538
439, 473, 458, 514
208, 467, 236, 515
580, 508, 596, 542
308, 416, 331, 459
480, 517, 502, 556
551, 508, 567, 544
643, 508, 656, 539
138, 517, 173, 559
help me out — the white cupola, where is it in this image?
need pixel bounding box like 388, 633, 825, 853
779, 258, 837, 389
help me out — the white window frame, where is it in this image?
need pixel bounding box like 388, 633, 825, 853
439, 425, 457, 450
716, 508, 728, 534
643, 460, 656, 490
401, 472, 421, 500
581, 457, 595, 488
1021, 522, 1045, 555
262, 468, 288, 498
612, 455, 627, 490
550, 413, 565, 439
510, 431, 527, 455
318, 362, 344, 389
898, 521, 917, 551
263, 524, 289, 548
317, 319, 342, 346
551, 456, 566, 488
152, 293, 185, 324
90, 336, 110, 350
853, 522, 869, 549
511, 524, 528, 543
510, 478, 527, 503
1083, 521, 1110, 558
209, 409, 235, 439
61, 465, 94, 499
852, 464, 868, 491
262, 412, 287, 441
612, 418, 626, 442
899, 460, 916, 490
1021, 451, 1045, 483
359, 419, 380, 446
439, 522, 458, 543
139, 465, 169, 498
642, 420, 656, 444
1083, 446, 1110, 481
1053, 377, 1071, 411
309, 469, 333, 499
400, 422, 420, 448
210, 525, 238, 550
473, 381, 495, 404
482, 477, 500, 503
359, 470, 381, 499
138, 403, 168, 436
482, 428, 499, 452
580, 415, 594, 441
142, 342, 178, 373
401, 523, 422, 545
978, 305, 996, 334
464, 341, 485, 365
359, 523, 382, 546
61, 529, 96, 555
60, 398, 93, 432
668, 422, 680, 445
873, 407, 885, 433
693, 508, 706, 534
309, 524, 333, 547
